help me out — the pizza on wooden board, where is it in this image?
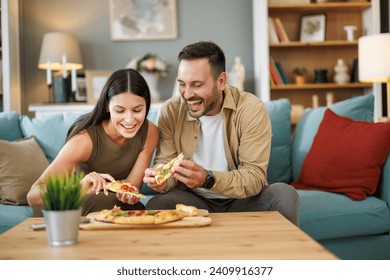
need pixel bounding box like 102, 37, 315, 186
105, 180, 146, 198
93, 204, 201, 225
155, 153, 185, 185
94, 206, 185, 225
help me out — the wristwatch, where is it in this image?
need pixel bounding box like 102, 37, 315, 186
203, 170, 215, 189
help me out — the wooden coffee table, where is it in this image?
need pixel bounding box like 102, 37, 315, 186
0, 211, 337, 260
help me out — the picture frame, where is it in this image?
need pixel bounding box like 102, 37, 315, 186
85, 70, 112, 104
109, 0, 178, 41
75, 73, 87, 102
299, 14, 326, 43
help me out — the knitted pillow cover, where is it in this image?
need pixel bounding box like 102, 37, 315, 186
292, 109, 390, 200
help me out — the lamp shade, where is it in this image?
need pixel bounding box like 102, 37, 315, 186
38, 32, 83, 70
358, 33, 390, 83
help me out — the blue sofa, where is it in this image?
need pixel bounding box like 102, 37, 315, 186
1, 94, 389, 260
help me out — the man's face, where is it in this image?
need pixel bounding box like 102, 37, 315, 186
177, 58, 225, 118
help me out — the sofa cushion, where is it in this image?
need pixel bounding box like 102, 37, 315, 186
0, 137, 49, 205
0, 112, 23, 141
298, 190, 390, 240
0, 204, 32, 234
292, 109, 390, 200
265, 98, 291, 184
20, 113, 82, 162
292, 94, 374, 181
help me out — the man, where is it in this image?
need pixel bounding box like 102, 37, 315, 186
143, 41, 299, 225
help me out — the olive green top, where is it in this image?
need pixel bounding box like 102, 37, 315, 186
77, 120, 149, 180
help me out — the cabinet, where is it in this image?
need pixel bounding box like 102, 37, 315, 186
253, 0, 382, 122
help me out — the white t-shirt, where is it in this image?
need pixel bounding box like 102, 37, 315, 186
192, 112, 229, 199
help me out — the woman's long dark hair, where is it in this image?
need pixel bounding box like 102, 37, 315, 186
66, 68, 151, 141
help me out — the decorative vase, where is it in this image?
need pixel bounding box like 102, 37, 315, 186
333, 58, 350, 84
42, 208, 81, 247
314, 69, 328, 83
140, 71, 161, 103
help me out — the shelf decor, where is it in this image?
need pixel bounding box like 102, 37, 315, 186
299, 14, 326, 43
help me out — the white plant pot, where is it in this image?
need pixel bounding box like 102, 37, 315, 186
42, 208, 81, 247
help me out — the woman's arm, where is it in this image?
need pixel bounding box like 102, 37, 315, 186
27, 131, 94, 206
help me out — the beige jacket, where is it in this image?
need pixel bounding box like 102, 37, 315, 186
155, 85, 271, 199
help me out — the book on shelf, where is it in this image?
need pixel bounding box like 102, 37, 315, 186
268, 17, 280, 44
275, 61, 289, 84
350, 58, 359, 82
269, 57, 284, 85
273, 17, 290, 43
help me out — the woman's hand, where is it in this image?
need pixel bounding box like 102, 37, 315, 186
81, 172, 115, 196
116, 192, 140, 205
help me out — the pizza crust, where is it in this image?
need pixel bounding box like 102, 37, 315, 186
176, 204, 199, 217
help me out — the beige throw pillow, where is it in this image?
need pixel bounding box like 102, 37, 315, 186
0, 137, 49, 205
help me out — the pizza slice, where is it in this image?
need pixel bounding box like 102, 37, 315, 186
176, 203, 199, 217
155, 153, 185, 185
105, 180, 146, 198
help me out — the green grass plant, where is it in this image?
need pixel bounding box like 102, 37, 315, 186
40, 170, 87, 211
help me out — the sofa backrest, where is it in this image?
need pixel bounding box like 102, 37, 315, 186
264, 98, 292, 184
0, 112, 24, 141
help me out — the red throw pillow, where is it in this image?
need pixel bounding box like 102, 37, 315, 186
291, 109, 390, 200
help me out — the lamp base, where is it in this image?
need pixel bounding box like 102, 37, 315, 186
51, 75, 71, 103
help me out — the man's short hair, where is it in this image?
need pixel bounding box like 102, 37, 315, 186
178, 41, 226, 79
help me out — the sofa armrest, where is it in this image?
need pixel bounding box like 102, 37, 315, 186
378, 156, 390, 206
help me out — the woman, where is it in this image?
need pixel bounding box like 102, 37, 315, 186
27, 68, 159, 214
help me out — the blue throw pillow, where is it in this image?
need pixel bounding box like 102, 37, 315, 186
20, 113, 83, 162
265, 98, 292, 184
0, 112, 23, 141
291, 94, 374, 181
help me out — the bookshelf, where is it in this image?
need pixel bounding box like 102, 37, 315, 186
253, 0, 382, 123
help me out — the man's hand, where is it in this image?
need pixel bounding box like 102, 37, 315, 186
172, 159, 207, 189
143, 167, 167, 192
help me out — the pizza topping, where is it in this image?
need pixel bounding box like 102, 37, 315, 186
105, 180, 145, 198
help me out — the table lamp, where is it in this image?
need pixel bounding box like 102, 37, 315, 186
358, 33, 390, 121
38, 32, 83, 102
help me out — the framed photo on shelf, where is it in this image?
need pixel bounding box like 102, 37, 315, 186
75, 73, 87, 102
299, 14, 326, 43
85, 70, 112, 104
109, 0, 178, 41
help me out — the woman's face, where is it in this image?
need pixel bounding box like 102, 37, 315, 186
108, 92, 147, 138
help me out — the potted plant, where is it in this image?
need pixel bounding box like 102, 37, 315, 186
292, 67, 308, 85
126, 53, 169, 103
40, 170, 87, 246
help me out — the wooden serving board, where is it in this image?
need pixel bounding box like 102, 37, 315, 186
80, 210, 211, 230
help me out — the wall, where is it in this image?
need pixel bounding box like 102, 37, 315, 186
20, 0, 254, 114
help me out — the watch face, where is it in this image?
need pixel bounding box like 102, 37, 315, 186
206, 171, 215, 189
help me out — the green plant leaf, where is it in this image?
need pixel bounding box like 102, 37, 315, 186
40, 169, 86, 211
